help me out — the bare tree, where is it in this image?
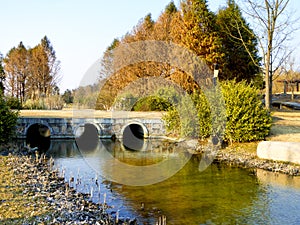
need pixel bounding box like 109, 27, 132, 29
238, 0, 298, 109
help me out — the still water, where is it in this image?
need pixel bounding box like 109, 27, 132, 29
43, 140, 300, 224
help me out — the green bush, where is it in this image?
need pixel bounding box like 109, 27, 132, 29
133, 96, 172, 111
221, 80, 272, 143
0, 95, 19, 143
162, 89, 199, 137
5, 96, 22, 109
163, 80, 272, 143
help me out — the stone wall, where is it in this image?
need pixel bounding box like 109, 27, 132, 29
16, 117, 166, 139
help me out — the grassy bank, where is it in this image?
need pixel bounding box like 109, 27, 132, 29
223, 110, 300, 153
216, 110, 300, 175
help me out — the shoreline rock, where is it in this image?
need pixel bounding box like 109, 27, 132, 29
180, 139, 300, 176
215, 147, 300, 176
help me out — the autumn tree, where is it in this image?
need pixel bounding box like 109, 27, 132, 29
238, 0, 297, 109
153, 1, 178, 42
3, 42, 29, 103
97, 0, 265, 110
170, 0, 224, 68
28, 36, 61, 99
216, 0, 261, 84
3, 36, 61, 104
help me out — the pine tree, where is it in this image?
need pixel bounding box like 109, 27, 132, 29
0, 53, 5, 94
216, 0, 261, 83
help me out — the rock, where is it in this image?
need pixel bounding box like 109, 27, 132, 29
257, 141, 300, 164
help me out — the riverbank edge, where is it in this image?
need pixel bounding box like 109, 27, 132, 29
184, 139, 300, 176
0, 145, 137, 225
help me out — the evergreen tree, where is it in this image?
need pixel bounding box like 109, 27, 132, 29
0, 93, 19, 143
216, 0, 261, 84
0, 53, 5, 94
62, 89, 74, 104
165, 1, 177, 15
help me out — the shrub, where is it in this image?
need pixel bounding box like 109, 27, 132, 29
0, 94, 19, 143
221, 80, 272, 143
163, 80, 272, 143
133, 96, 172, 111
22, 96, 64, 110
162, 89, 199, 137
22, 99, 45, 110
5, 96, 22, 109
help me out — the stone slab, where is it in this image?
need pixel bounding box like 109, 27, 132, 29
257, 141, 300, 164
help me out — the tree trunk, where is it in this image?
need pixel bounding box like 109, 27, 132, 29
265, 54, 271, 110
291, 83, 295, 100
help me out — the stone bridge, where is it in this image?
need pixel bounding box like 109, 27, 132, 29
16, 117, 166, 140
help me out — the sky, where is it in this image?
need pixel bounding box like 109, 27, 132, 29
1, 0, 299, 93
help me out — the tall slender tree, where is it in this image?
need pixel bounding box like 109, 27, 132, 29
28, 36, 60, 99
0, 53, 5, 94
3, 42, 29, 103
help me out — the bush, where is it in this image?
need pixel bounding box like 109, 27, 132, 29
0, 95, 19, 143
163, 80, 272, 143
221, 80, 272, 143
133, 96, 172, 111
161, 88, 199, 137
5, 97, 22, 109
22, 99, 45, 109
22, 96, 64, 110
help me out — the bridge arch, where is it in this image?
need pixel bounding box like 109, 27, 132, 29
74, 123, 101, 152
121, 121, 149, 151
26, 123, 51, 151
73, 122, 102, 138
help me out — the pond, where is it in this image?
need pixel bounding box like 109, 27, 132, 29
39, 139, 300, 224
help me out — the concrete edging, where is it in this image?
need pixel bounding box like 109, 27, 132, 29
257, 141, 300, 164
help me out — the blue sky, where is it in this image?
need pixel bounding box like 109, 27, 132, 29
0, 0, 299, 92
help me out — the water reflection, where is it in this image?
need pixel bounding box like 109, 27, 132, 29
45, 140, 300, 224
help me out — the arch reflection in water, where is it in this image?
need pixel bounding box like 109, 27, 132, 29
26, 123, 51, 151
81, 139, 189, 186
75, 123, 99, 152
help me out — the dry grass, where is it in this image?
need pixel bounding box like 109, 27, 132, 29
19, 109, 164, 119
268, 110, 300, 142
0, 157, 49, 223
